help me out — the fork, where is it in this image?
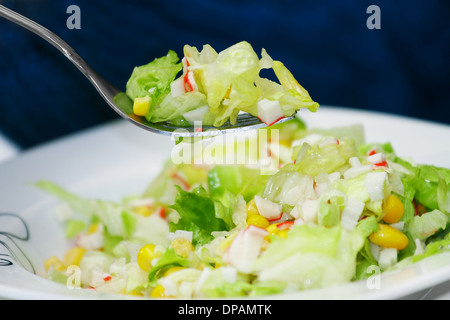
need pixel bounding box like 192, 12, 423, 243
0, 5, 293, 138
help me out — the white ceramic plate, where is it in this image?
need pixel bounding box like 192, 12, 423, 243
1, 106, 449, 300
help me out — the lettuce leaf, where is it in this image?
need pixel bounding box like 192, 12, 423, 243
207, 165, 266, 201
407, 209, 448, 241
200, 268, 286, 298
126, 50, 182, 118
291, 136, 359, 176
253, 217, 377, 290
147, 248, 190, 284
394, 158, 450, 212
151, 91, 207, 123
35, 181, 135, 238
188, 41, 261, 126
169, 186, 231, 246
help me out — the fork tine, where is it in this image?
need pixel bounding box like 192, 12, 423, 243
112, 91, 295, 137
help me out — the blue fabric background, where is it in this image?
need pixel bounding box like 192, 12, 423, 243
1, 0, 449, 149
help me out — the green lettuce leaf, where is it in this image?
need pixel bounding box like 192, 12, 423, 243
189, 41, 261, 126
65, 219, 86, 239
169, 186, 231, 246
292, 136, 359, 176
200, 268, 286, 298
151, 91, 207, 123
147, 248, 190, 284
35, 181, 135, 238
207, 165, 265, 201
394, 158, 450, 212
253, 217, 377, 290
126, 50, 182, 118
256, 60, 319, 116
407, 209, 448, 241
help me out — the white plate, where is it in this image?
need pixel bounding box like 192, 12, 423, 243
0, 106, 449, 300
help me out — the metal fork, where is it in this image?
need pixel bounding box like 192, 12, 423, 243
0, 5, 293, 138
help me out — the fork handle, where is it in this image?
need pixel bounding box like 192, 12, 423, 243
0, 5, 120, 101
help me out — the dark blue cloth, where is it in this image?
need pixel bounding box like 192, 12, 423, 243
1, 0, 449, 149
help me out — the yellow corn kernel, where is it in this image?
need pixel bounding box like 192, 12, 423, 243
137, 244, 157, 272
278, 230, 288, 239
266, 224, 280, 236
383, 194, 404, 224
369, 223, 409, 250
279, 139, 291, 148
246, 199, 259, 216
134, 206, 153, 217
265, 224, 280, 242
247, 214, 270, 229
44, 256, 66, 273
63, 247, 86, 267
128, 289, 143, 297
133, 96, 152, 117
87, 223, 99, 235
164, 266, 184, 277
170, 238, 194, 258
150, 285, 166, 298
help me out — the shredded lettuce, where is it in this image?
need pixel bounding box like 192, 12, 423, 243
151, 91, 207, 124
200, 268, 286, 298
147, 248, 190, 284
253, 217, 377, 290
169, 186, 232, 247
64, 219, 86, 239
407, 209, 448, 241
292, 137, 359, 176
125, 41, 319, 127
207, 165, 266, 202
126, 50, 182, 120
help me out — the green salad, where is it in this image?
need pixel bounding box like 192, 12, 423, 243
38, 115, 450, 299
124, 41, 319, 127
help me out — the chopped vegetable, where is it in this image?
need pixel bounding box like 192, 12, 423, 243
125, 41, 319, 127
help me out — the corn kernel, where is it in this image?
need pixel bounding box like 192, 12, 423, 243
278, 230, 288, 239
247, 214, 270, 229
128, 289, 143, 297
137, 244, 157, 272
164, 266, 184, 277
134, 206, 153, 217
170, 238, 194, 258
246, 199, 259, 216
44, 256, 66, 272
266, 224, 280, 236
383, 194, 404, 224
87, 223, 99, 235
150, 285, 166, 298
279, 139, 291, 148
369, 223, 409, 250
133, 96, 152, 117
63, 247, 86, 267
